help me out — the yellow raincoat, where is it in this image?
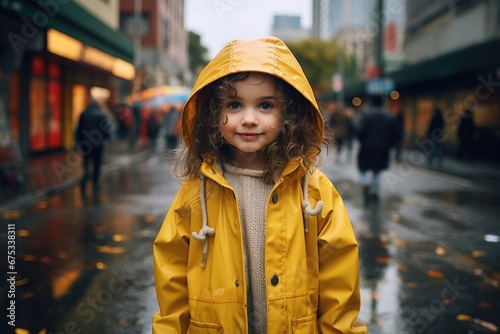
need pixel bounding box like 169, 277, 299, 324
153, 37, 367, 334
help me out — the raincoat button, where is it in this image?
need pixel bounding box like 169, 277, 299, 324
272, 193, 279, 203
270, 274, 279, 286
235, 280, 240, 287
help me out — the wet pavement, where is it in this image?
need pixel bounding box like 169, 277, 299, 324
1, 141, 500, 334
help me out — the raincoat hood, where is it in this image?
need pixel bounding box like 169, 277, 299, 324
181, 36, 324, 148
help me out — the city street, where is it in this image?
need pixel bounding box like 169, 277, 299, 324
1, 144, 500, 334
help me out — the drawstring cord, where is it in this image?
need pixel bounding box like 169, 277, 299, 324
191, 174, 215, 267
192, 169, 323, 268
301, 171, 323, 232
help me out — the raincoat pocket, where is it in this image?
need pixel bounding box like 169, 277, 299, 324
188, 319, 224, 333
291, 313, 319, 334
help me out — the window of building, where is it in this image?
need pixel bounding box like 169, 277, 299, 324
120, 12, 150, 38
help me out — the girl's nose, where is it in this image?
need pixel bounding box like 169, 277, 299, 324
241, 108, 258, 125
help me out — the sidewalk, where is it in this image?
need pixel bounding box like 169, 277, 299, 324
0, 140, 153, 212
397, 148, 500, 190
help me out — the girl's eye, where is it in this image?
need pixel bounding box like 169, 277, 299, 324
260, 102, 272, 110
227, 102, 241, 109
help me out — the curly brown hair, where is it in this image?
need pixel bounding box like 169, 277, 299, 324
174, 72, 332, 184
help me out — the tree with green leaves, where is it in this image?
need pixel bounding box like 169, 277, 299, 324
188, 31, 209, 79
286, 38, 356, 95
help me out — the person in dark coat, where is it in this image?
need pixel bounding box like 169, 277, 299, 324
76, 98, 112, 197
162, 106, 181, 150
328, 106, 354, 163
427, 107, 445, 167
457, 108, 475, 161
356, 95, 399, 201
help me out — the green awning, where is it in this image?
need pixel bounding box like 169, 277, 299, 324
336, 37, 500, 99
6, 0, 134, 63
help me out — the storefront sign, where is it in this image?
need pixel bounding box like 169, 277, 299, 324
47, 29, 135, 80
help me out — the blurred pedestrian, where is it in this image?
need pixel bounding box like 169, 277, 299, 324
162, 106, 180, 150
427, 107, 444, 167
76, 98, 112, 197
152, 37, 366, 334
112, 100, 132, 140
457, 108, 475, 161
146, 108, 160, 148
393, 108, 404, 162
356, 94, 399, 201
130, 101, 142, 148
328, 105, 354, 163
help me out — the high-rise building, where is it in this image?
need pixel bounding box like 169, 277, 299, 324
271, 15, 310, 42
313, 0, 405, 78
312, 0, 377, 39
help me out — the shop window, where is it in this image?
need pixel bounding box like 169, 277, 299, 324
32, 56, 45, 75
8, 73, 20, 141
29, 58, 63, 152
49, 63, 61, 78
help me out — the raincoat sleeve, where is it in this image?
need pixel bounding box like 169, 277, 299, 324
152, 182, 193, 333
316, 173, 368, 334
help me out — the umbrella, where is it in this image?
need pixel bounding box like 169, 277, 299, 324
128, 85, 192, 109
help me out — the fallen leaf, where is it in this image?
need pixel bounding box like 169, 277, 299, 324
456, 314, 471, 322
16, 278, 29, 286
392, 239, 406, 247
17, 229, 30, 237
471, 250, 485, 258
435, 246, 447, 256
426, 269, 445, 279
376, 256, 391, 264
145, 214, 156, 223
113, 234, 127, 242
2, 210, 22, 219
95, 261, 106, 270
23, 254, 37, 261
478, 301, 491, 309
97, 245, 125, 254
442, 298, 455, 305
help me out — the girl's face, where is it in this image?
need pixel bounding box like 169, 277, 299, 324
220, 73, 283, 170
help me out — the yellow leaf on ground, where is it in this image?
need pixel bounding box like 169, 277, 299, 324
406, 282, 418, 288
479, 301, 491, 309
471, 250, 485, 258
435, 246, 447, 255
376, 256, 391, 264
426, 269, 445, 279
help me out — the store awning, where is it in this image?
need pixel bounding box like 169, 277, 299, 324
331, 37, 500, 100
4, 0, 135, 63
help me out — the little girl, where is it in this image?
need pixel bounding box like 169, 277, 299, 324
153, 36, 367, 334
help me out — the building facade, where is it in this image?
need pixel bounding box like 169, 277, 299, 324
342, 0, 500, 161
119, 0, 190, 88
0, 0, 135, 158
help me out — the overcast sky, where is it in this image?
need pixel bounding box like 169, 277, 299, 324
185, 0, 311, 59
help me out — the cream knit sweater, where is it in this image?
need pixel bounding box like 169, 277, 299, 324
223, 162, 274, 334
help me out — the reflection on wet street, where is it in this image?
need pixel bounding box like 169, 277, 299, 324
1, 154, 177, 334
1, 152, 499, 333
329, 155, 500, 334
